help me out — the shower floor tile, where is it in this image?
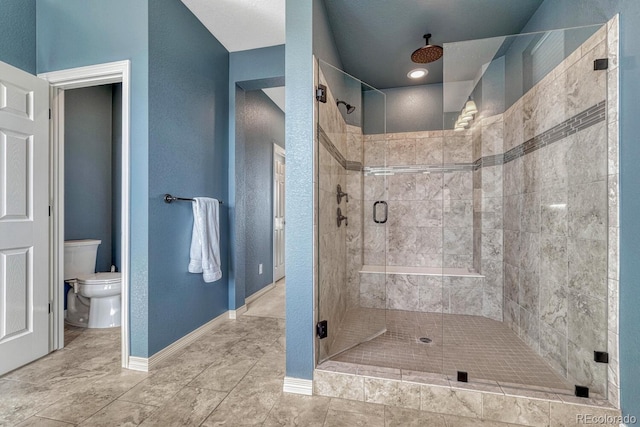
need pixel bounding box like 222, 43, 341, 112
329, 309, 572, 391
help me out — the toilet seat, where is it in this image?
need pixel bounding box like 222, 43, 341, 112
76, 272, 121, 285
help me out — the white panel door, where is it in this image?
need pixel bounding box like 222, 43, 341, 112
0, 61, 49, 375
273, 148, 285, 281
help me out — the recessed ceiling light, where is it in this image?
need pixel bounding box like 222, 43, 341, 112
407, 68, 428, 79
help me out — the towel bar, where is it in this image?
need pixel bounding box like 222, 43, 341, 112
164, 194, 223, 204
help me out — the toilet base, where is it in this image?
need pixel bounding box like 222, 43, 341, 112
65, 292, 89, 327
88, 294, 121, 328
66, 292, 121, 329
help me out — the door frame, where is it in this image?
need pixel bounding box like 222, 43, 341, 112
38, 60, 131, 368
273, 143, 285, 283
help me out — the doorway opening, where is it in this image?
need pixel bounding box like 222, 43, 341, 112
234, 85, 286, 314
39, 61, 131, 368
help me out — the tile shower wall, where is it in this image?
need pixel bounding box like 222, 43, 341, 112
362, 130, 474, 269
500, 24, 612, 395
317, 68, 349, 359
346, 124, 364, 310
605, 15, 620, 408
472, 114, 505, 322
360, 130, 497, 318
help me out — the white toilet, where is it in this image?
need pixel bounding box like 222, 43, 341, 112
64, 239, 121, 328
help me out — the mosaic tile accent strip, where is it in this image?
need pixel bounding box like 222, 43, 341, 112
364, 163, 474, 176
346, 161, 363, 172
361, 101, 604, 177
472, 154, 504, 170
502, 100, 606, 164
319, 125, 363, 171
324, 101, 604, 176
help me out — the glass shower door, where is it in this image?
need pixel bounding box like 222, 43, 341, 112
316, 60, 387, 363
441, 24, 610, 396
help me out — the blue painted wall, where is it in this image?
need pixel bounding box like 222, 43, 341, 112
363, 84, 442, 134
479, 56, 505, 119
64, 85, 116, 272
0, 0, 35, 73
37, 0, 150, 356
312, 0, 343, 70
504, 26, 598, 109
232, 85, 247, 311
241, 90, 285, 297
285, 0, 315, 380
229, 45, 285, 309
521, 0, 640, 417
148, 0, 229, 355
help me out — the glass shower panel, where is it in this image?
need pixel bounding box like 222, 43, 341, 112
442, 24, 609, 395
316, 60, 387, 363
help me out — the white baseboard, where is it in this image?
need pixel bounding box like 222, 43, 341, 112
229, 305, 247, 319
283, 377, 313, 395
127, 310, 229, 372
128, 356, 149, 372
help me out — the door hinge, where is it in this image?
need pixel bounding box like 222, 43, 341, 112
316, 320, 328, 339
594, 351, 609, 363
49, 109, 51, 119
316, 84, 327, 103
575, 385, 589, 398
48, 302, 51, 314
594, 58, 608, 70
49, 205, 51, 216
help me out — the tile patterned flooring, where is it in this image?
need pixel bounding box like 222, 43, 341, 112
244, 279, 286, 319
330, 308, 573, 391
0, 281, 571, 426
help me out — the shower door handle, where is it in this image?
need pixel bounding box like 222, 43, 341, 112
373, 201, 388, 224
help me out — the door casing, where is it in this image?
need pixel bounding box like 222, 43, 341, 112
38, 60, 131, 368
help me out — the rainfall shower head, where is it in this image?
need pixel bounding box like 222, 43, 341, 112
411, 33, 443, 64
336, 99, 356, 114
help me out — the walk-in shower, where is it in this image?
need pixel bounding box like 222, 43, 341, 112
315, 19, 619, 407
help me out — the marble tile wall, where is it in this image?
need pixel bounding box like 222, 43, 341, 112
501, 22, 614, 397
472, 114, 505, 322
316, 67, 349, 360
363, 130, 474, 269
359, 272, 483, 316
346, 124, 364, 309
606, 15, 620, 408
314, 368, 621, 425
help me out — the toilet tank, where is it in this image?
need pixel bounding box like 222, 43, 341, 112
64, 239, 101, 280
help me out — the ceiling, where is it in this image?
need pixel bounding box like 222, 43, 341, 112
181, 0, 285, 52
322, 0, 543, 89
182, 0, 545, 108
181, 0, 286, 111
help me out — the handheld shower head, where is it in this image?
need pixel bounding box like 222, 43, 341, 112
336, 99, 356, 114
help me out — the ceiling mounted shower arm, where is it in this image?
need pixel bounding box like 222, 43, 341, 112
411, 32, 443, 64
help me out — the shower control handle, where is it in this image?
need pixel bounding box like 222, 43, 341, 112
336, 184, 349, 204
373, 201, 388, 224
337, 207, 348, 227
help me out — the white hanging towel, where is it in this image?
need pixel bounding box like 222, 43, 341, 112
188, 197, 222, 282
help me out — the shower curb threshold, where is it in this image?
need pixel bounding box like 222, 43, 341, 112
314, 364, 620, 425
